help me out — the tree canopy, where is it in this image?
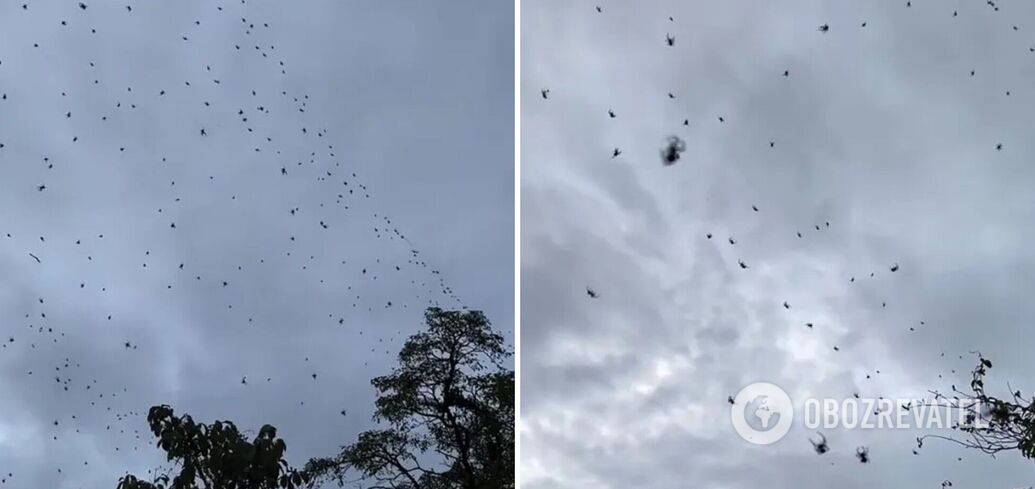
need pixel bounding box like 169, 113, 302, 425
116, 405, 309, 489
118, 307, 513, 489
304, 307, 514, 489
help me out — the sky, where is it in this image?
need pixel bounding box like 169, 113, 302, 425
521, 0, 1035, 487
0, 1, 512, 487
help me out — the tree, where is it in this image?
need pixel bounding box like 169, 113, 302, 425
304, 307, 514, 489
920, 355, 1035, 460
117, 405, 310, 489
117, 307, 513, 489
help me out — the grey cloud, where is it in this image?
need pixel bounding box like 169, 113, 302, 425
0, 1, 511, 487
522, 0, 1035, 487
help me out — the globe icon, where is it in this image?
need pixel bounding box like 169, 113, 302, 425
731, 382, 793, 444
744, 394, 781, 432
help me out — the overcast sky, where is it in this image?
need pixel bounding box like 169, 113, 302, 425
0, 1, 512, 487
522, 1, 1035, 487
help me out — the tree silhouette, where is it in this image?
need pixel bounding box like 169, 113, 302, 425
920, 355, 1035, 460
116, 405, 309, 489
117, 308, 513, 489
304, 307, 514, 489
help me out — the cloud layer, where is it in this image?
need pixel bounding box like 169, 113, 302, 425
0, 2, 512, 487
522, 1, 1035, 487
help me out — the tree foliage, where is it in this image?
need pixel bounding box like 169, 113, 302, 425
116, 307, 513, 489
304, 307, 514, 489
921, 355, 1035, 460
117, 405, 310, 489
